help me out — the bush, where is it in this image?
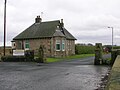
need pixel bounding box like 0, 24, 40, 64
75, 45, 95, 54
35, 57, 46, 63
1, 50, 35, 62
1, 56, 26, 62
113, 46, 120, 49
1, 51, 34, 62
25, 50, 34, 61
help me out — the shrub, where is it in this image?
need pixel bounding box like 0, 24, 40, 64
1, 50, 34, 62
35, 57, 46, 63
25, 50, 34, 61
1, 56, 26, 62
113, 46, 120, 49
75, 45, 95, 54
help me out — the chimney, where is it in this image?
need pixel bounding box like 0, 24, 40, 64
60, 19, 65, 35
60, 19, 64, 27
35, 15, 42, 23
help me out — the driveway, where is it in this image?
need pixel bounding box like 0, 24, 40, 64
0, 54, 110, 90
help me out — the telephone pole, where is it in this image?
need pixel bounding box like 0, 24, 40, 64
4, 0, 7, 56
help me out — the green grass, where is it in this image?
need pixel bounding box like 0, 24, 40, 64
46, 58, 60, 63
47, 54, 94, 63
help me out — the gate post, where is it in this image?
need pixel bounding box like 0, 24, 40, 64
94, 43, 103, 65
37, 45, 46, 63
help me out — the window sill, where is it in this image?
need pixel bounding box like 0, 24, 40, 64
56, 50, 61, 51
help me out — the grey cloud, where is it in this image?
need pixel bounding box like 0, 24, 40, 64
0, 0, 120, 46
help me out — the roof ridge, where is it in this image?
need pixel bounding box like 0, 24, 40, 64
41, 20, 60, 23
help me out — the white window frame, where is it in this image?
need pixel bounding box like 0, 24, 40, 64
25, 40, 30, 50
62, 40, 65, 51
56, 40, 61, 51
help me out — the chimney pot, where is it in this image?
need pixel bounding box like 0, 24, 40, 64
61, 19, 63, 23
60, 19, 64, 27
35, 15, 42, 23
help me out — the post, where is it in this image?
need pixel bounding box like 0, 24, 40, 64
37, 45, 46, 63
94, 43, 103, 65
112, 27, 113, 50
108, 27, 113, 50
3, 0, 7, 56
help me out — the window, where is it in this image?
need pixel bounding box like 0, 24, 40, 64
56, 40, 61, 51
18, 41, 22, 49
62, 40, 65, 51
25, 41, 29, 50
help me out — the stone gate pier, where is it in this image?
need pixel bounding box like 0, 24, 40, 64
94, 43, 103, 65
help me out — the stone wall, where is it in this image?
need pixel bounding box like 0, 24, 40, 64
14, 38, 75, 57
29, 38, 51, 56
32, 39, 75, 57
111, 49, 120, 65
0, 47, 12, 56
105, 55, 120, 90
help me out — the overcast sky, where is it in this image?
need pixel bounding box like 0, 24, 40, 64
0, 0, 120, 46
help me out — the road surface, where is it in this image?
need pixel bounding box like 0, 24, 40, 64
0, 54, 110, 90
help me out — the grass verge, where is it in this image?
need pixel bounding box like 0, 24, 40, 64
47, 54, 94, 63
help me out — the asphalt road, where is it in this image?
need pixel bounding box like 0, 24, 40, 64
0, 54, 110, 90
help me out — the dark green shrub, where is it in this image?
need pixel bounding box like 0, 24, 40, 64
35, 57, 45, 63
1, 56, 26, 62
1, 50, 34, 62
113, 46, 120, 49
75, 45, 95, 54
25, 50, 34, 61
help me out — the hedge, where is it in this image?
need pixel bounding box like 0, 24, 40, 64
75, 45, 95, 54
1, 56, 35, 62
1, 56, 26, 62
1, 50, 35, 62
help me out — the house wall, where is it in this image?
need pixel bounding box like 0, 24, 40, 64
15, 40, 24, 49
29, 38, 51, 57
14, 38, 75, 57
52, 37, 66, 57
14, 38, 51, 57
66, 40, 75, 56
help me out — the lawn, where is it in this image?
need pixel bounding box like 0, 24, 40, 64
47, 54, 94, 63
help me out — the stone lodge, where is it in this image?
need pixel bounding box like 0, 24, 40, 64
12, 16, 76, 57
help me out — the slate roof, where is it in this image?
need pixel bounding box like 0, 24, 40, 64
53, 30, 65, 37
13, 20, 76, 40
